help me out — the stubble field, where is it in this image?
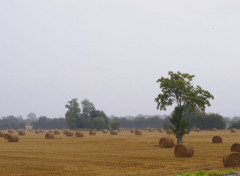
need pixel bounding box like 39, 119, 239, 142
0, 130, 239, 176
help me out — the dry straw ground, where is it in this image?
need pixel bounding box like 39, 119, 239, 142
0, 130, 239, 176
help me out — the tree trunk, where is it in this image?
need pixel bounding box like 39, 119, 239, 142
177, 135, 182, 143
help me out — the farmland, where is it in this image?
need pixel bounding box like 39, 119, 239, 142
0, 130, 239, 176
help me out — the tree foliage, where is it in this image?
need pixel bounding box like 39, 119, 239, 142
155, 71, 214, 143
65, 98, 109, 129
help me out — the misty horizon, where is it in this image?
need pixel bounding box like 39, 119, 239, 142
1, 1, 240, 118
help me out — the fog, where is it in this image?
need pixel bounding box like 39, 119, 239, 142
0, 1, 240, 118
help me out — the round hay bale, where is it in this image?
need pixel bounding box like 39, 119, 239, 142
65, 131, 73, 136
75, 131, 84, 137
8, 135, 18, 142
231, 143, 240, 153
89, 130, 96, 135
174, 144, 194, 157
212, 136, 222, 143
54, 130, 60, 135
8, 129, 14, 134
45, 133, 54, 139
135, 129, 142, 136
148, 128, 154, 132
212, 128, 217, 131
102, 129, 108, 133
39, 129, 44, 133
18, 130, 25, 136
159, 137, 174, 148
223, 152, 240, 167
166, 129, 173, 135
195, 128, 200, 132
110, 130, 118, 135
159, 128, 164, 133
130, 129, 135, 133
49, 130, 53, 133
4, 133, 11, 140
231, 128, 237, 133
0, 131, 6, 137
35, 130, 40, 134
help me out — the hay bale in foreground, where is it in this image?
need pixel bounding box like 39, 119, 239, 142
230, 128, 237, 133
45, 133, 54, 139
174, 144, 194, 157
135, 130, 142, 136
110, 130, 118, 135
223, 152, 240, 167
65, 131, 73, 136
231, 143, 240, 153
8, 135, 18, 142
54, 130, 60, 135
89, 130, 96, 135
102, 129, 108, 133
159, 137, 174, 148
212, 136, 222, 143
212, 128, 217, 131
159, 128, 164, 133
18, 130, 25, 136
195, 128, 200, 132
75, 131, 84, 137
0, 131, 6, 137
166, 129, 173, 135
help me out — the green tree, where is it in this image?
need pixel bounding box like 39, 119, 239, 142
65, 98, 81, 129
92, 117, 106, 130
155, 71, 214, 143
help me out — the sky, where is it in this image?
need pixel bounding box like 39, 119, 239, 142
0, 0, 240, 118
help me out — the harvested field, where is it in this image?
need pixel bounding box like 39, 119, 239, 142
0, 130, 239, 175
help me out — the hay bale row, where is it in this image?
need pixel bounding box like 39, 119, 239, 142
230, 128, 237, 133
3, 133, 18, 142
110, 130, 118, 135
159, 137, 174, 148
174, 144, 194, 157
54, 130, 60, 135
75, 131, 84, 137
195, 128, 200, 132
212, 128, 217, 131
65, 131, 73, 137
166, 129, 173, 135
89, 130, 96, 135
212, 136, 222, 143
102, 129, 108, 133
135, 129, 142, 136
159, 128, 164, 133
148, 128, 154, 132
45, 133, 54, 139
18, 130, 25, 136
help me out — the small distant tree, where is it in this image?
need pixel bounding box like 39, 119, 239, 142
65, 98, 81, 129
155, 71, 214, 143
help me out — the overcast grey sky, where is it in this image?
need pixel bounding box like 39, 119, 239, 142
0, 1, 240, 118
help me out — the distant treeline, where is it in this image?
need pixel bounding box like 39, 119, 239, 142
113, 113, 235, 130
1, 99, 240, 130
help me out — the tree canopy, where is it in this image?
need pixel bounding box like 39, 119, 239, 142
155, 71, 214, 143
